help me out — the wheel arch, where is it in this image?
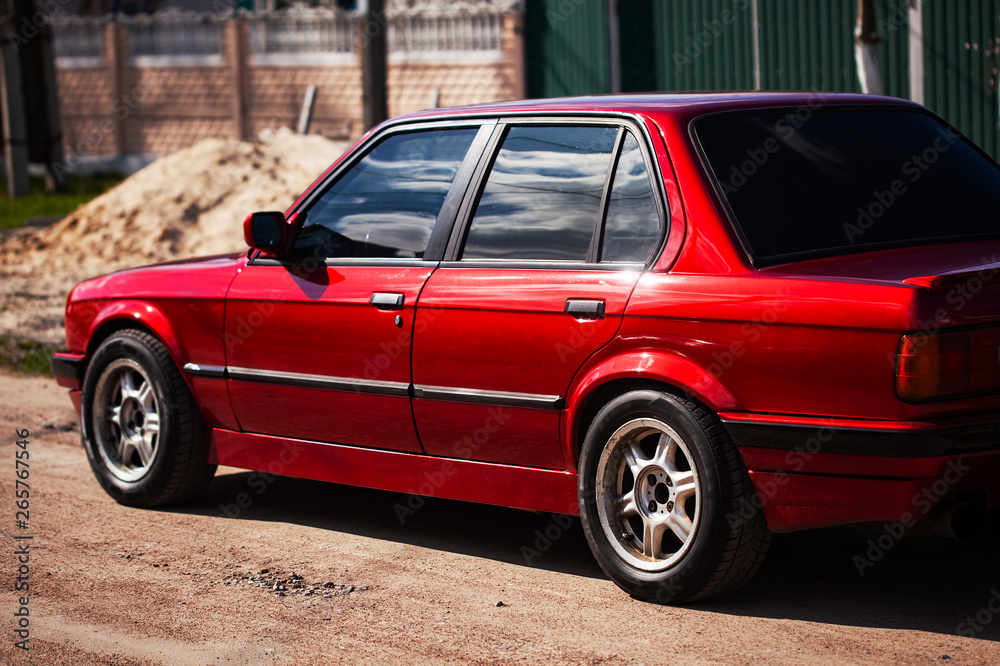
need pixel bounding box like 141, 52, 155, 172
563, 351, 742, 469
84, 302, 187, 380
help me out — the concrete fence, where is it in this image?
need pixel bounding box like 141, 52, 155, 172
53, 8, 525, 163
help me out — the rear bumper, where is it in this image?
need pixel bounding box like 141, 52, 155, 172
725, 419, 1000, 532
50, 351, 85, 390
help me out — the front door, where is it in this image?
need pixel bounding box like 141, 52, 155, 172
225, 124, 487, 452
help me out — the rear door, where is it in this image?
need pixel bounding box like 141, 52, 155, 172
225, 122, 491, 452
411, 120, 666, 469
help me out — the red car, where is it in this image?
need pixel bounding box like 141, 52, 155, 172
52, 93, 1000, 603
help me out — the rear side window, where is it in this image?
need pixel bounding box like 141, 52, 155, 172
462, 125, 619, 261
293, 128, 478, 260
602, 132, 660, 263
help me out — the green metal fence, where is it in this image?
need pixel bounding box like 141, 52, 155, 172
524, 0, 1000, 159
922, 0, 1000, 159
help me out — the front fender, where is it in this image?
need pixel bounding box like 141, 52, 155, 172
81, 300, 186, 366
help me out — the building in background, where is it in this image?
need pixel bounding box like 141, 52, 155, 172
45, 0, 1000, 167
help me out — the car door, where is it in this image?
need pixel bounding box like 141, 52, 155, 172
411, 121, 666, 469
225, 122, 491, 452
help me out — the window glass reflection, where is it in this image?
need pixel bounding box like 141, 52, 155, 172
462, 125, 619, 261
602, 132, 661, 263
294, 128, 477, 260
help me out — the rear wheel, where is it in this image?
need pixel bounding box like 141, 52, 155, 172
82, 329, 215, 507
578, 390, 770, 603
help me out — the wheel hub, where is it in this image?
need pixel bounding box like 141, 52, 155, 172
595, 418, 701, 572
639, 466, 675, 520
91, 358, 161, 483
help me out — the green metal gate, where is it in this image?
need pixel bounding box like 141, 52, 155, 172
525, 0, 611, 98
524, 0, 1000, 160
922, 0, 1000, 159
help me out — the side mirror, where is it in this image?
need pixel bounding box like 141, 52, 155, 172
243, 211, 302, 258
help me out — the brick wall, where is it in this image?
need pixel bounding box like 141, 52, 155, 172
56, 13, 524, 162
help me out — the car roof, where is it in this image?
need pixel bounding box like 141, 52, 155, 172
390, 91, 919, 125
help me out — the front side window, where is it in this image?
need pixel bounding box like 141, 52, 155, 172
462, 125, 620, 261
292, 127, 478, 260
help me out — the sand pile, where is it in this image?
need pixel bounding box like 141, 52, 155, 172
0, 128, 350, 345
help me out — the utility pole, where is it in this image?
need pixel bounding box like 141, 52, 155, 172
855, 0, 885, 95
1, 1, 30, 197
1, 0, 65, 196
359, 0, 388, 131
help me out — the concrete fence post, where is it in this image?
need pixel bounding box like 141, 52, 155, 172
504, 12, 526, 100
105, 22, 126, 156
227, 19, 249, 141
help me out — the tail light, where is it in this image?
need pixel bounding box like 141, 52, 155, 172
896, 327, 1000, 402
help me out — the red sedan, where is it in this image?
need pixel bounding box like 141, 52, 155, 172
51, 93, 1000, 603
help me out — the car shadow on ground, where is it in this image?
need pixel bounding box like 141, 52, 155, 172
174, 470, 1000, 639
707, 519, 1000, 642
176, 470, 605, 580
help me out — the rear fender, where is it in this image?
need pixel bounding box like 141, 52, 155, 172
562, 349, 740, 468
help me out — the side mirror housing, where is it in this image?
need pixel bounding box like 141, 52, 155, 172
243, 211, 301, 258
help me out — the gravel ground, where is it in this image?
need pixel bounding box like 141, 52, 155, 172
2, 372, 999, 665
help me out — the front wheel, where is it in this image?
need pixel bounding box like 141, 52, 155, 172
578, 390, 770, 603
81, 329, 216, 507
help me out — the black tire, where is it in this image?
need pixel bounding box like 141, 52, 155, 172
578, 390, 770, 603
81, 329, 216, 507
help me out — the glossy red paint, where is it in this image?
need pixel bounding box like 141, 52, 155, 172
57, 93, 1000, 536
740, 446, 1000, 531
225, 263, 432, 452
209, 428, 579, 515
412, 267, 640, 467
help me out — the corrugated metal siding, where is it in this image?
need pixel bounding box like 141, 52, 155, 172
758, 0, 857, 91
652, 0, 755, 90
922, 0, 1000, 158
619, 0, 656, 92
876, 0, 911, 100
525, 0, 610, 98
523, 0, 1000, 161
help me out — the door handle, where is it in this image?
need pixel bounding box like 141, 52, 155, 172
565, 299, 606, 319
370, 292, 405, 310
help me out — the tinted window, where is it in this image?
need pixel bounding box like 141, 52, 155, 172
462, 125, 619, 261
293, 128, 477, 260
602, 132, 661, 263
696, 109, 1000, 264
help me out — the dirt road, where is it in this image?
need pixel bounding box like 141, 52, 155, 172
2, 372, 999, 665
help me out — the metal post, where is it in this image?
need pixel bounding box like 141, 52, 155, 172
359, 0, 388, 131
607, 0, 621, 93
751, 0, 761, 90
1, 13, 30, 197
908, 0, 924, 105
